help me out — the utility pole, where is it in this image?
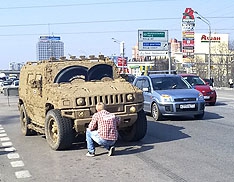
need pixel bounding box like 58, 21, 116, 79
112, 38, 125, 73
194, 11, 211, 79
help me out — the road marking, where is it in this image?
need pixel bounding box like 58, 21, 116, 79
0, 125, 32, 179
4, 147, 16, 152
2, 141, 12, 147
7, 153, 20, 159
15, 170, 32, 179
0, 133, 7, 137
11, 161, 25, 167
0, 137, 10, 142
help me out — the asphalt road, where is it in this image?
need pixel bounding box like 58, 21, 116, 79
0, 89, 234, 182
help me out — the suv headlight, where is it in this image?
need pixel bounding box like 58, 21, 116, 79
161, 94, 172, 102
76, 97, 86, 106
126, 94, 134, 102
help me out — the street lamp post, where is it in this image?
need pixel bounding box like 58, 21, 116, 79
194, 11, 211, 79
112, 38, 125, 73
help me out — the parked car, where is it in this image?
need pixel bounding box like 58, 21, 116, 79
203, 78, 213, 87
0, 80, 13, 93
120, 73, 136, 83
180, 74, 217, 106
133, 74, 205, 121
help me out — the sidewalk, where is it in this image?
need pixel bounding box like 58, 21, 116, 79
214, 86, 234, 90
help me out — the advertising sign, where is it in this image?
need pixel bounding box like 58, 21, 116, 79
111, 56, 128, 67
182, 8, 195, 60
40, 36, 61, 41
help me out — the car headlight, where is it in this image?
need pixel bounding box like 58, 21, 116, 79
76, 97, 86, 106
198, 92, 204, 101
126, 94, 134, 102
161, 94, 172, 102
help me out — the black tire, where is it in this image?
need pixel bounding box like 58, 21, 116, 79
45, 109, 73, 150
151, 102, 163, 121
119, 109, 147, 142
209, 102, 216, 106
20, 104, 36, 136
194, 112, 204, 120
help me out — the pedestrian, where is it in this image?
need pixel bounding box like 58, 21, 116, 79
229, 78, 233, 88
86, 102, 121, 157
210, 77, 214, 87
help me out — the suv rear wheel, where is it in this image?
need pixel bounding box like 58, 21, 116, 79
45, 109, 73, 150
20, 104, 36, 136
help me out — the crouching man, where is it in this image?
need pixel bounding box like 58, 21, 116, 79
86, 102, 121, 157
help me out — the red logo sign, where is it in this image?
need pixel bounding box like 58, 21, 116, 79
117, 57, 127, 67
182, 8, 194, 20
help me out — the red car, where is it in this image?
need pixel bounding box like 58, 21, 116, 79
180, 74, 217, 106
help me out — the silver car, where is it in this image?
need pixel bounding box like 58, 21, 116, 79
133, 74, 205, 121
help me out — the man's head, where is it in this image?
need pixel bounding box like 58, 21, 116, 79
96, 102, 105, 112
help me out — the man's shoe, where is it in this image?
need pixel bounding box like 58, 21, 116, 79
108, 146, 115, 156
86, 152, 95, 157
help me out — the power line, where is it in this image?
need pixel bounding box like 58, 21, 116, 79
0, 28, 233, 37
0, 0, 171, 10
0, 16, 233, 28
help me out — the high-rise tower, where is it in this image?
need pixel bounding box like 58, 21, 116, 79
36, 35, 64, 60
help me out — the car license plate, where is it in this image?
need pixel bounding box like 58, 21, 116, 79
180, 104, 195, 109
204, 96, 210, 99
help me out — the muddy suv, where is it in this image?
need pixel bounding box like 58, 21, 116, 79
18, 55, 147, 150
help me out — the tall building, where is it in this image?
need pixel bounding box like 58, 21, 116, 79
36, 36, 64, 60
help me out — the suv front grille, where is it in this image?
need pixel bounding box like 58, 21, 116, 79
87, 94, 125, 106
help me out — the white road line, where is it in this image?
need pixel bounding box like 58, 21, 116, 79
4, 147, 16, 152
0, 133, 7, 137
11, 161, 25, 167
0, 137, 10, 142
15, 170, 32, 179
0, 125, 32, 179
7, 153, 20, 159
2, 141, 12, 147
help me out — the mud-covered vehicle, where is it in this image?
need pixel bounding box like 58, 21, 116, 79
18, 55, 147, 150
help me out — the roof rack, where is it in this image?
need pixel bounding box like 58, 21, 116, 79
147, 70, 177, 75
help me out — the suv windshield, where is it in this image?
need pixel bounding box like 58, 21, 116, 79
151, 76, 191, 90
54, 64, 113, 83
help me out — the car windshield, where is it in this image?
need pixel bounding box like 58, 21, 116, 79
3, 81, 12, 86
151, 76, 191, 90
183, 76, 205, 86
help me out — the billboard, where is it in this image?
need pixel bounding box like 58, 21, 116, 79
40, 36, 61, 41
111, 56, 128, 67
182, 8, 195, 60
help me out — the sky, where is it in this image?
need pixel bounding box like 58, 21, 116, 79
1, 0, 234, 70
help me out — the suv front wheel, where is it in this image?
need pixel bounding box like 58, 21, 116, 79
119, 109, 147, 142
45, 109, 73, 150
